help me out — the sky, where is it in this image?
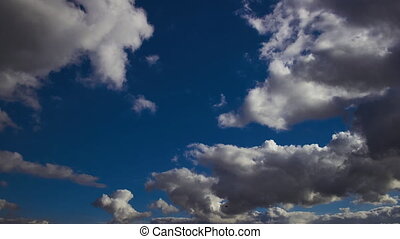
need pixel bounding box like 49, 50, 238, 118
1, 0, 400, 224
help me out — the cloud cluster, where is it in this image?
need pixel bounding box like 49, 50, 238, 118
220, 0, 400, 130
132, 95, 157, 114
0, 110, 18, 131
93, 189, 151, 223
262, 206, 400, 224
147, 131, 400, 222
149, 198, 179, 214
0, 150, 105, 187
0, 0, 153, 109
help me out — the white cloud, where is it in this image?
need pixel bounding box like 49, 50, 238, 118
0, 0, 153, 109
0, 109, 19, 131
213, 94, 227, 108
93, 189, 151, 223
145, 55, 160, 65
149, 198, 179, 214
132, 95, 157, 114
0, 150, 105, 188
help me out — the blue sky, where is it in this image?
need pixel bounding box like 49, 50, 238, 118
1, 0, 400, 223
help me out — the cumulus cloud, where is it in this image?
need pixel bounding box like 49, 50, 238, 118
0, 0, 153, 109
145, 55, 160, 65
0, 150, 105, 187
0, 110, 18, 131
132, 95, 157, 114
220, 0, 400, 130
147, 168, 274, 223
149, 198, 179, 214
93, 189, 151, 223
148, 131, 400, 221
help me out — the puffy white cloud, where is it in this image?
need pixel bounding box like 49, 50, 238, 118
0, 110, 18, 131
0, 150, 105, 187
132, 95, 157, 114
0, 199, 18, 211
0, 0, 153, 109
93, 189, 151, 223
145, 55, 160, 65
149, 198, 179, 214
221, 0, 400, 130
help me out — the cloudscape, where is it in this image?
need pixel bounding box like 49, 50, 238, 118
1, 0, 400, 224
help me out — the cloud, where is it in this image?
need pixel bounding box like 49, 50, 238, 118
262, 206, 400, 224
353, 90, 400, 157
146, 168, 272, 223
0, 0, 153, 109
0, 218, 49, 224
132, 95, 157, 114
0, 199, 18, 211
148, 131, 400, 221
149, 198, 179, 214
0, 110, 19, 131
145, 55, 160, 65
0, 150, 105, 187
213, 94, 227, 108
93, 189, 151, 223
220, 0, 400, 130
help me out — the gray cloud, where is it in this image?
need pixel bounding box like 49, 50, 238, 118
0, 0, 153, 109
148, 131, 400, 221
353, 90, 400, 157
93, 189, 151, 223
149, 198, 179, 214
0, 109, 18, 131
0, 150, 105, 187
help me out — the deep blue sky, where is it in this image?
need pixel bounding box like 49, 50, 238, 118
0, 0, 353, 223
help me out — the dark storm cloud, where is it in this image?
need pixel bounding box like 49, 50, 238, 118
354, 91, 400, 157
